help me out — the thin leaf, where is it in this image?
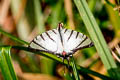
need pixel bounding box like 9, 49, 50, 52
5, 45, 113, 80
64, 73, 74, 80
73, 0, 120, 79
0, 28, 29, 45
70, 57, 80, 80
0, 46, 18, 80
104, 0, 115, 7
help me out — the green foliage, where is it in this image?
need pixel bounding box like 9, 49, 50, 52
70, 57, 80, 80
0, 28, 29, 45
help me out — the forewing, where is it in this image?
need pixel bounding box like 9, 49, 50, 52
63, 28, 93, 53
29, 29, 58, 54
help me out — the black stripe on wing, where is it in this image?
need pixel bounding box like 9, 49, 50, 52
64, 29, 67, 33
32, 40, 48, 50
67, 30, 73, 41
40, 34, 45, 41
52, 29, 57, 34
58, 25, 63, 45
72, 42, 94, 52
76, 32, 79, 39
28, 46, 57, 55
45, 32, 56, 42
75, 36, 88, 48
28, 39, 58, 55
82, 33, 84, 38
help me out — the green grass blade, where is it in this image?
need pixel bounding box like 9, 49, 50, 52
0, 47, 12, 80
4, 47, 18, 80
73, 0, 120, 79
70, 57, 80, 80
64, 73, 74, 80
105, 0, 115, 7
0, 28, 29, 45
5, 45, 112, 80
0, 29, 113, 79
0, 46, 18, 80
77, 66, 113, 80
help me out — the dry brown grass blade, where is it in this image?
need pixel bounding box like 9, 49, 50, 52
0, 0, 16, 33
112, 45, 120, 63
112, 51, 120, 63
0, 0, 10, 25
108, 37, 120, 49
14, 0, 27, 24
115, 45, 120, 56
22, 73, 60, 80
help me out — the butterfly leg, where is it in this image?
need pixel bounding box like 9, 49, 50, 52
66, 57, 70, 69
67, 55, 74, 77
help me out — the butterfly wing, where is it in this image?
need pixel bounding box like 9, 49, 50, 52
62, 28, 93, 54
29, 26, 93, 56
29, 29, 58, 54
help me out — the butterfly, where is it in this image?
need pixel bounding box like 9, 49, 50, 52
29, 23, 93, 61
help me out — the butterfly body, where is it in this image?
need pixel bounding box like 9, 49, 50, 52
29, 23, 93, 59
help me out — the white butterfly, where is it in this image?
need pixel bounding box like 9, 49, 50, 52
29, 23, 93, 60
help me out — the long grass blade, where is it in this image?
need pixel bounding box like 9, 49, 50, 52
0, 28, 29, 45
64, 73, 73, 80
0, 46, 18, 80
104, 0, 115, 7
73, 0, 120, 79
4, 45, 113, 80
70, 57, 80, 80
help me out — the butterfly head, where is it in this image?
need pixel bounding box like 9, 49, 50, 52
57, 23, 64, 31
61, 51, 73, 59
62, 51, 66, 57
